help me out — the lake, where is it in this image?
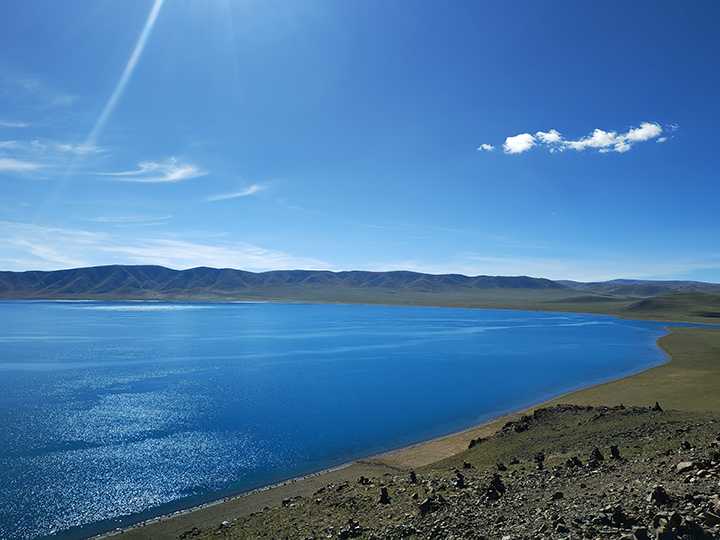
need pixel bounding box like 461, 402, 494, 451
0, 301, 674, 539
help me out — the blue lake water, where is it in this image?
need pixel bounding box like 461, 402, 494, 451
0, 301, 677, 539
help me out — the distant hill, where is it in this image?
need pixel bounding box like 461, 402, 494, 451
557, 278, 720, 296
626, 292, 720, 319
2, 266, 719, 323
0, 265, 567, 302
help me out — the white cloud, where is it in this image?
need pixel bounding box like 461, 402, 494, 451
494, 122, 665, 155
625, 122, 662, 142
535, 129, 562, 144
206, 184, 266, 202
503, 133, 536, 154
100, 158, 206, 182
477, 143, 494, 152
565, 123, 663, 153
0, 157, 42, 171
566, 128, 620, 152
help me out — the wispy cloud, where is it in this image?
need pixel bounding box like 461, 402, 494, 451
100, 158, 207, 182
0, 141, 23, 149
449, 251, 715, 282
0, 120, 30, 128
206, 184, 266, 202
0, 138, 102, 175
0, 139, 46, 152
88, 215, 172, 225
480, 122, 667, 155
104, 238, 327, 271
360, 251, 718, 283
0, 222, 109, 269
477, 143, 494, 152
0, 221, 326, 272
0, 157, 42, 172
2, 74, 75, 109
56, 142, 104, 154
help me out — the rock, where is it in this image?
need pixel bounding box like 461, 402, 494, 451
378, 486, 391, 504
676, 461, 695, 474
496, 462, 508, 471
705, 511, 720, 526
534, 451, 545, 470
409, 470, 417, 484
652, 402, 663, 412
610, 445, 621, 460
357, 476, 370, 485
337, 518, 363, 539
468, 436, 486, 449
453, 470, 465, 489
590, 447, 605, 462
630, 526, 649, 540
549, 491, 564, 501
566, 456, 583, 468
418, 495, 444, 514
484, 473, 506, 500
462, 461, 474, 469
220, 521, 231, 527
647, 486, 671, 505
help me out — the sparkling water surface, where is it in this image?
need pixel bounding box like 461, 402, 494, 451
0, 301, 674, 539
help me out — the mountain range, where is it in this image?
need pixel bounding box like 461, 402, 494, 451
0, 265, 566, 299
1, 265, 719, 321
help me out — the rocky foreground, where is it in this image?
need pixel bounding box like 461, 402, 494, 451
170, 405, 720, 540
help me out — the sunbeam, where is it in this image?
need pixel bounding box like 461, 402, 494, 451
85, 0, 165, 148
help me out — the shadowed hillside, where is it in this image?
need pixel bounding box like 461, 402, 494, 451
0, 265, 568, 301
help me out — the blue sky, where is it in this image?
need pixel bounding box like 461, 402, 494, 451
1, 1, 719, 282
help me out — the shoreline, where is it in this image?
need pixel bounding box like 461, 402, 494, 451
89, 325, 679, 540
